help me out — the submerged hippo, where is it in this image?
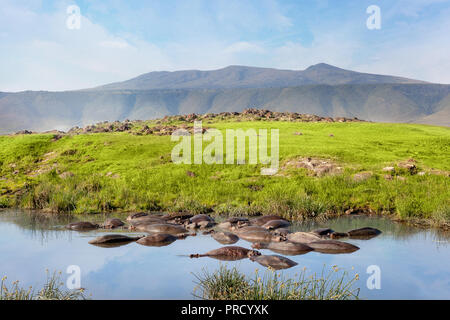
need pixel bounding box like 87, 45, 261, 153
330, 232, 350, 239
261, 219, 291, 230
250, 255, 298, 270
161, 213, 193, 224
186, 215, 216, 229
129, 216, 166, 227
103, 218, 125, 229
347, 227, 382, 239
211, 231, 240, 245
235, 226, 284, 243
217, 217, 250, 231
136, 234, 184, 247
126, 212, 149, 221
311, 228, 335, 237
88, 234, 143, 247
286, 232, 322, 243
250, 215, 286, 226
190, 246, 261, 261
252, 241, 313, 255
273, 228, 291, 237
308, 240, 360, 254
65, 221, 99, 231
134, 223, 188, 235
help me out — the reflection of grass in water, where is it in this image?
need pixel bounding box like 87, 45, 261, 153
193, 265, 360, 300
0, 271, 87, 300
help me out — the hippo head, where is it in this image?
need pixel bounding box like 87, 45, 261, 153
247, 250, 261, 258
272, 235, 286, 242
251, 242, 263, 249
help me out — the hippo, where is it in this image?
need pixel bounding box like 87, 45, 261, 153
261, 219, 291, 230
252, 241, 313, 255
136, 234, 184, 247
211, 231, 240, 245
65, 221, 99, 231
347, 227, 382, 239
330, 232, 349, 239
161, 213, 193, 224
311, 228, 335, 237
126, 212, 149, 221
190, 246, 261, 261
286, 232, 322, 243
134, 223, 188, 235
217, 217, 251, 231
250, 255, 298, 270
88, 234, 143, 247
102, 218, 125, 229
308, 240, 360, 254
273, 228, 291, 237
235, 226, 285, 243
250, 215, 286, 226
190, 214, 215, 224
186, 219, 216, 230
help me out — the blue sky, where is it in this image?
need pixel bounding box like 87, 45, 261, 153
1, 0, 449, 91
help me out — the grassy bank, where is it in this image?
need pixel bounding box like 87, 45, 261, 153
193, 265, 360, 300
0, 120, 449, 227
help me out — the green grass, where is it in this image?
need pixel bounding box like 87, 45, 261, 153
193, 265, 360, 300
0, 271, 87, 300
0, 121, 449, 226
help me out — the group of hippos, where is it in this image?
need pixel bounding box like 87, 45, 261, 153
65, 213, 382, 270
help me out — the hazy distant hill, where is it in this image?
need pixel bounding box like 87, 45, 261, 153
94, 64, 425, 91
0, 64, 448, 134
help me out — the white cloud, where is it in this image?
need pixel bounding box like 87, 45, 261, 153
0, 0, 449, 91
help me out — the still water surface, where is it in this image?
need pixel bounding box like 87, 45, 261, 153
0, 209, 449, 299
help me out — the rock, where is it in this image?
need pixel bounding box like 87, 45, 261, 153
59, 172, 74, 179
186, 171, 196, 177
352, 172, 372, 182
398, 162, 417, 174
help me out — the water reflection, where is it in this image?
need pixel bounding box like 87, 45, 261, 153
0, 209, 449, 299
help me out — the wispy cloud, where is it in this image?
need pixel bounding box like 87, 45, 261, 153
0, 0, 449, 91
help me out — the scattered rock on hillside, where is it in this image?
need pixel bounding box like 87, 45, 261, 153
186, 171, 196, 177
282, 157, 343, 177
352, 171, 373, 182
59, 172, 74, 179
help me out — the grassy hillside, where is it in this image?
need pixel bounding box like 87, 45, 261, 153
0, 119, 449, 228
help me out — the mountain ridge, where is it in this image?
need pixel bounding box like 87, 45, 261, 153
0, 64, 449, 134
92, 64, 427, 91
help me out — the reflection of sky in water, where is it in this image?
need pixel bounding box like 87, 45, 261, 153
0, 210, 449, 299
